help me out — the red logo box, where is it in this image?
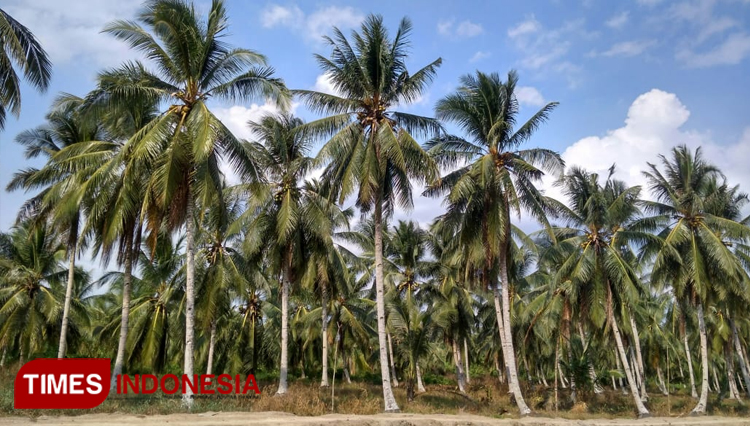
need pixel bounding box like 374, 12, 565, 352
14, 358, 111, 409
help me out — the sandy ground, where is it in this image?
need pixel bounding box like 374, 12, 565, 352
0, 412, 748, 426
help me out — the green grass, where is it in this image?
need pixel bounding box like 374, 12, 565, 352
1, 366, 747, 419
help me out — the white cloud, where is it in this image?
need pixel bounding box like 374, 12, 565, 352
3, 0, 142, 67
214, 102, 299, 185
506, 17, 591, 86
601, 40, 655, 57
544, 89, 750, 202
312, 73, 341, 96
437, 19, 484, 38
261, 4, 304, 28
508, 16, 541, 38
469, 51, 491, 63
677, 32, 750, 67
515, 86, 546, 107
605, 12, 629, 29
261, 4, 364, 43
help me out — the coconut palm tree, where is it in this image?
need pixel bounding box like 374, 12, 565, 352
99, 0, 289, 404
6, 97, 107, 359
241, 113, 346, 394
643, 145, 750, 414
0, 8, 51, 130
296, 14, 441, 412
0, 221, 79, 362
546, 166, 651, 416
424, 70, 562, 415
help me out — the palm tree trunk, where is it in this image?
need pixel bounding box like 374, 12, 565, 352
557, 355, 567, 389
206, 321, 217, 375
452, 339, 467, 393
387, 332, 399, 387
464, 338, 471, 384
494, 278, 531, 415
731, 318, 750, 397
57, 227, 77, 359
657, 365, 669, 396
691, 303, 709, 414
494, 352, 503, 385
684, 330, 698, 398
615, 348, 626, 393
276, 246, 292, 395
712, 364, 720, 394
373, 200, 399, 412
630, 347, 644, 398
678, 357, 684, 379
416, 364, 426, 393
498, 202, 531, 415
320, 281, 330, 387
578, 322, 603, 394
110, 235, 134, 391
726, 346, 742, 401
182, 195, 196, 407
540, 366, 549, 387
250, 315, 257, 374
344, 354, 352, 384
609, 284, 650, 417
629, 313, 648, 401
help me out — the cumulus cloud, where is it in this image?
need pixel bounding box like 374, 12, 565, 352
437, 19, 484, 38
507, 16, 541, 38
515, 86, 546, 107
543, 89, 750, 202
312, 73, 342, 96
3, 0, 142, 67
261, 4, 364, 44
605, 12, 629, 29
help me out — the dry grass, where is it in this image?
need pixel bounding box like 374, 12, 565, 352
1, 366, 748, 420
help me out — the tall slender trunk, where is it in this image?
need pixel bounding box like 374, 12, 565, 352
320, 281, 330, 387
464, 338, 471, 384
373, 200, 399, 412
726, 346, 742, 401
331, 323, 340, 411
276, 245, 292, 395
657, 365, 669, 395
452, 339, 467, 393
554, 340, 559, 413
251, 315, 258, 374
206, 321, 216, 375
578, 322, 603, 394
57, 224, 78, 359
629, 313, 648, 400
684, 331, 698, 398
557, 355, 567, 389
110, 234, 134, 391
494, 352, 503, 384
691, 303, 709, 414
609, 283, 650, 417
539, 366, 549, 387
711, 364, 720, 394
387, 332, 399, 387
182, 195, 196, 407
630, 347, 644, 398
678, 357, 685, 379
615, 348, 626, 393
731, 318, 750, 397
416, 364, 426, 393
497, 256, 531, 415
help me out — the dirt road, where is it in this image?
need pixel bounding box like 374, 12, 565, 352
0, 412, 748, 426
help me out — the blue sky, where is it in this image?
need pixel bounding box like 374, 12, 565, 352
2, 0, 750, 249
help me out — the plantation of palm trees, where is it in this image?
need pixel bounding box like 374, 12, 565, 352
2, 0, 750, 421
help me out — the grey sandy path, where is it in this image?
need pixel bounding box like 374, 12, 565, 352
0, 412, 749, 426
